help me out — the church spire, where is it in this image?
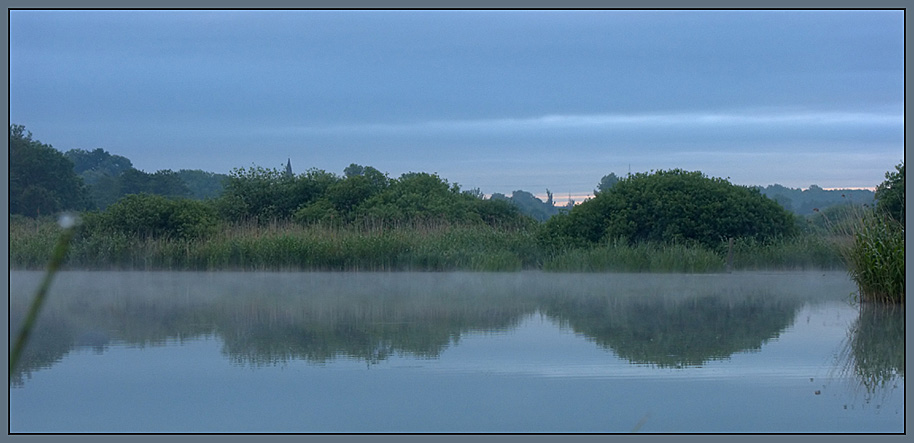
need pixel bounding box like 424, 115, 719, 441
284, 158, 293, 178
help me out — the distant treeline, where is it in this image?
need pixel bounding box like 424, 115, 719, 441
10, 124, 228, 215
10, 123, 904, 303
8, 123, 879, 224
755, 183, 875, 216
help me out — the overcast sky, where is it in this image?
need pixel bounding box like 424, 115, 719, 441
9, 9, 904, 202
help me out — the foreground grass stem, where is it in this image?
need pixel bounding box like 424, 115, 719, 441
9, 215, 77, 384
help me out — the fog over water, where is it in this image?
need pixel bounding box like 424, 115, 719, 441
9, 270, 903, 433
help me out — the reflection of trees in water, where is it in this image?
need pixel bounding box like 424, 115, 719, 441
540, 292, 802, 368
209, 272, 540, 365
9, 271, 223, 384
9, 314, 74, 387
837, 303, 904, 394
9, 288, 220, 386
10, 271, 856, 377
217, 295, 532, 366
9, 272, 538, 376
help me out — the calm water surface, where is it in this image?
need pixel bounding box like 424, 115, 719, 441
9, 270, 904, 433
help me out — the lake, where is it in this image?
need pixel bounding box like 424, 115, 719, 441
9, 270, 904, 433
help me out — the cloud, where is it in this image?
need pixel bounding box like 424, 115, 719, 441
277, 109, 902, 136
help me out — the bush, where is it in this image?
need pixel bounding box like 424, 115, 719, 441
542, 169, 797, 249
86, 193, 218, 240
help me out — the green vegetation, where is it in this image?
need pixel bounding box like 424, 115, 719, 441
64, 146, 229, 209
10, 125, 92, 216
10, 124, 901, 279
810, 161, 905, 304
540, 169, 797, 249
11, 216, 848, 273
875, 162, 904, 224
819, 205, 904, 304
83, 193, 219, 240
543, 240, 725, 273
490, 189, 564, 222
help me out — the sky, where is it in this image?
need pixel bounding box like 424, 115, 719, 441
9, 9, 905, 204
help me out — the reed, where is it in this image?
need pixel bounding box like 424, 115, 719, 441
8, 219, 536, 272
816, 205, 905, 304
726, 235, 844, 271
9, 217, 848, 273
543, 240, 725, 273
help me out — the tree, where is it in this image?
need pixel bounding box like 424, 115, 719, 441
9, 124, 92, 216
542, 169, 797, 248
326, 175, 378, 213
118, 168, 191, 199
175, 169, 229, 200
344, 163, 390, 189
341, 171, 532, 228
218, 165, 341, 223
64, 147, 133, 182
875, 161, 904, 223
595, 173, 620, 195
501, 190, 559, 222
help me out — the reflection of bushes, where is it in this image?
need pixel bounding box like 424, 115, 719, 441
8, 272, 222, 383
10, 271, 841, 376
220, 314, 523, 367
9, 272, 538, 375
542, 292, 800, 368
215, 284, 534, 367
841, 303, 905, 392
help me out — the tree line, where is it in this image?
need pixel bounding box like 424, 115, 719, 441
9, 124, 904, 253
10, 124, 228, 215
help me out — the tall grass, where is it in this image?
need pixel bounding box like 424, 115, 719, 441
543, 240, 725, 273
10, 219, 540, 272
10, 217, 847, 273
726, 235, 844, 270
816, 206, 905, 304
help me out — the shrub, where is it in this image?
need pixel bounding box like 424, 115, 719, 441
86, 193, 218, 240
542, 169, 797, 249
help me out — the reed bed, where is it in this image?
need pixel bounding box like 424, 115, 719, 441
10, 219, 539, 272
10, 217, 846, 273
815, 205, 905, 304
839, 212, 904, 304
542, 240, 725, 273
726, 235, 845, 271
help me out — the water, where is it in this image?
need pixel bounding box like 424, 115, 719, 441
8, 270, 904, 433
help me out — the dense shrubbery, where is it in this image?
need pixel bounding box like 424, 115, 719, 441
540, 169, 798, 250
216, 164, 533, 229
83, 193, 219, 240
216, 165, 338, 222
